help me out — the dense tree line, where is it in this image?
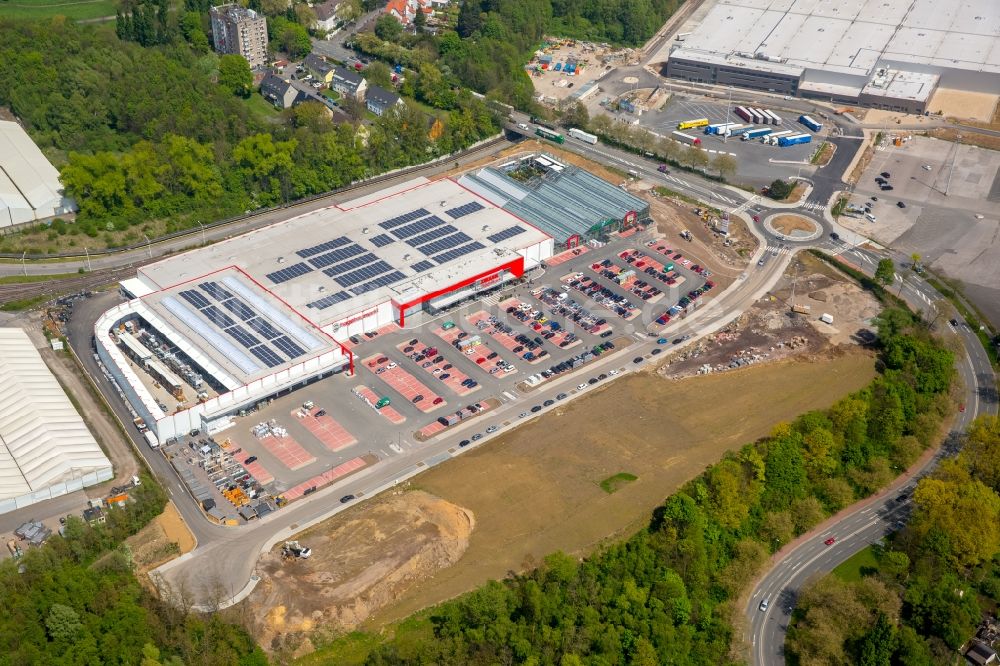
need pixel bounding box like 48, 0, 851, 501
789, 415, 1000, 664
0, 475, 267, 665
0, 19, 498, 246
359, 305, 955, 664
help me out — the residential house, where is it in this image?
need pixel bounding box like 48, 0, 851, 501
331, 65, 368, 100
365, 85, 402, 116
303, 53, 336, 85
260, 73, 307, 109
966, 641, 998, 666
312, 0, 341, 33
83, 506, 106, 525
384, 0, 436, 26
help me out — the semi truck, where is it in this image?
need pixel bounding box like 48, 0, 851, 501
144, 431, 159, 448
677, 118, 709, 130
672, 130, 702, 146
535, 127, 565, 144
734, 106, 753, 123
742, 127, 772, 140
568, 127, 598, 145
778, 133, 812, 147
751, 108, 766, 124
798, 115, 822, 132
722, 123, 750, 137
763, 110, 781, 125
704, 122, 738, 135
763, 130, 793, 145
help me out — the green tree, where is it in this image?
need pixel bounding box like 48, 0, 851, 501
875, 258, 895, 285
180, 12, 210, 52
560, 101, 590, 130
767, 178, 793, 199
364, 61, 395, 88
712, 153, 737, 180
859, 612, 895, 666
374, 14, 403, 41
217, 54, 253, 97
413, 4, 427, 32
45, 604, 83, 643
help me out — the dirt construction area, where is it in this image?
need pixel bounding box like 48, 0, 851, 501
126, 501, 196, 577
248, 252, 881, 657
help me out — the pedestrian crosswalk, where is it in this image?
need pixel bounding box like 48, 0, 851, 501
765, 245, 794, 257
801, 200, 827, 213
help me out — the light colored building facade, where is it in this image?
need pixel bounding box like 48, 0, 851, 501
210, 3, 269, 69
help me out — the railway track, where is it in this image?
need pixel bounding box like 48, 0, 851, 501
0, 265, 137, 307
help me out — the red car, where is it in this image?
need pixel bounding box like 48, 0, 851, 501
824, 537, 836, 546
959, 404, 966, 412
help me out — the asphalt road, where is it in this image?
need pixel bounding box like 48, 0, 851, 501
745, 244, 998, 666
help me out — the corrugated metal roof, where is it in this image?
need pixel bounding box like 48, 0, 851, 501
461, 157, 649, 242
0, 121, 76, 229
0, 328, 112, 502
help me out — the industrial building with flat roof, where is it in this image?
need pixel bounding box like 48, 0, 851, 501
459, 153, 650, 250
98, 177, 554, 441
664, 0, 999, 113
0, 328, 113, 514
0, 121, 77, 231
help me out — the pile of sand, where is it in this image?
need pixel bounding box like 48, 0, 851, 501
250, 490, 474, 653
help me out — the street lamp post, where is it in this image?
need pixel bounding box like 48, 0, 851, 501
142, 234, 152, 259
722, 86, 733, 143
197, 220, 206, 246
84, 246, 92, 272
21, 250, 27, 277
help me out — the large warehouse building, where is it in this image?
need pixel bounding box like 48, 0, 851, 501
664, 0, 999, 113
0, 328, 113, 515
0, 121, 77, 231
97, 177, 554, 441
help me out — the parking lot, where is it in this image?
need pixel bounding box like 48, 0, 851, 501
637, 95, 822, 186
157, 226, 724, 522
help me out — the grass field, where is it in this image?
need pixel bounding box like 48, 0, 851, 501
0, 0, 118, 20
832, 546, 879, 583
357, 349, 878, 631
600, 472, 637, 494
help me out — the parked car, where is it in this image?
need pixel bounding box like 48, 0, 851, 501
340, 494, 355, 503
244, 456, 257, 465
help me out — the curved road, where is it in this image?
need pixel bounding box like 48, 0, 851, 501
745, 246, 998, 666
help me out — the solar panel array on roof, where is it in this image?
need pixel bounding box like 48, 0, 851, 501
266, 261, 313, 284
321, 252, 378, 277
296, 237, 350, 258
333, 260, 394, 288
445, 201, 485, 219
247, 317, 282, 340
200, 282, 233, 301
419, 231, 473, 255
392, 215, 446, 240
370, 233, 395, 247
350, 271, 406, 296
486, 225, 527, 243
221, 298, 255, 320
162, 297, 261, 375
202, 305, 236, 329
226, 325, 260, 348
378, 208, 429, 230
273, 336, 306, 358
406, 224, 457, 248
305, 291, 351, 310
180, 290, 211, 309
249, 346, 283, 368
411, 260, 435, 273
432, 241, 485, 265
308, 243, 365, 269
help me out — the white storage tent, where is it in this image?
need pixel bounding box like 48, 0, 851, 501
0, 121, 77, 231
0, 328, 113, 514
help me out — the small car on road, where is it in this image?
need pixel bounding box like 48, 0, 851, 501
824, 537, 836, 546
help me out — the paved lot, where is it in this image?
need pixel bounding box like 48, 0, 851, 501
636, 95, 822, 186
843, 135, 1000, 327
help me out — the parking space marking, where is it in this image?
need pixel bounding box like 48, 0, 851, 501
434, 324, 519, 378
467, 310, 548, 364
243, 459, 274, 485
544, 245, 590, 267
294, 407, 358, 452
364, 354, 446, 413
279, 456, 368, 502
561, 271, 641, 321
256, 432, 316, 471
396, 339, 480, 396
352, 384, 406, 424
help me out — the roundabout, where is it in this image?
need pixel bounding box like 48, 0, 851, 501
762, 212, 823, 242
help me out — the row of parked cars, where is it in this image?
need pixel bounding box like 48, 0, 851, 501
504, 306, 579, 348
565, 274, 637, 319
533, 287, 606, 334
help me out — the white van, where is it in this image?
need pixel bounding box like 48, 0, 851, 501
865, 213, 876, 222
